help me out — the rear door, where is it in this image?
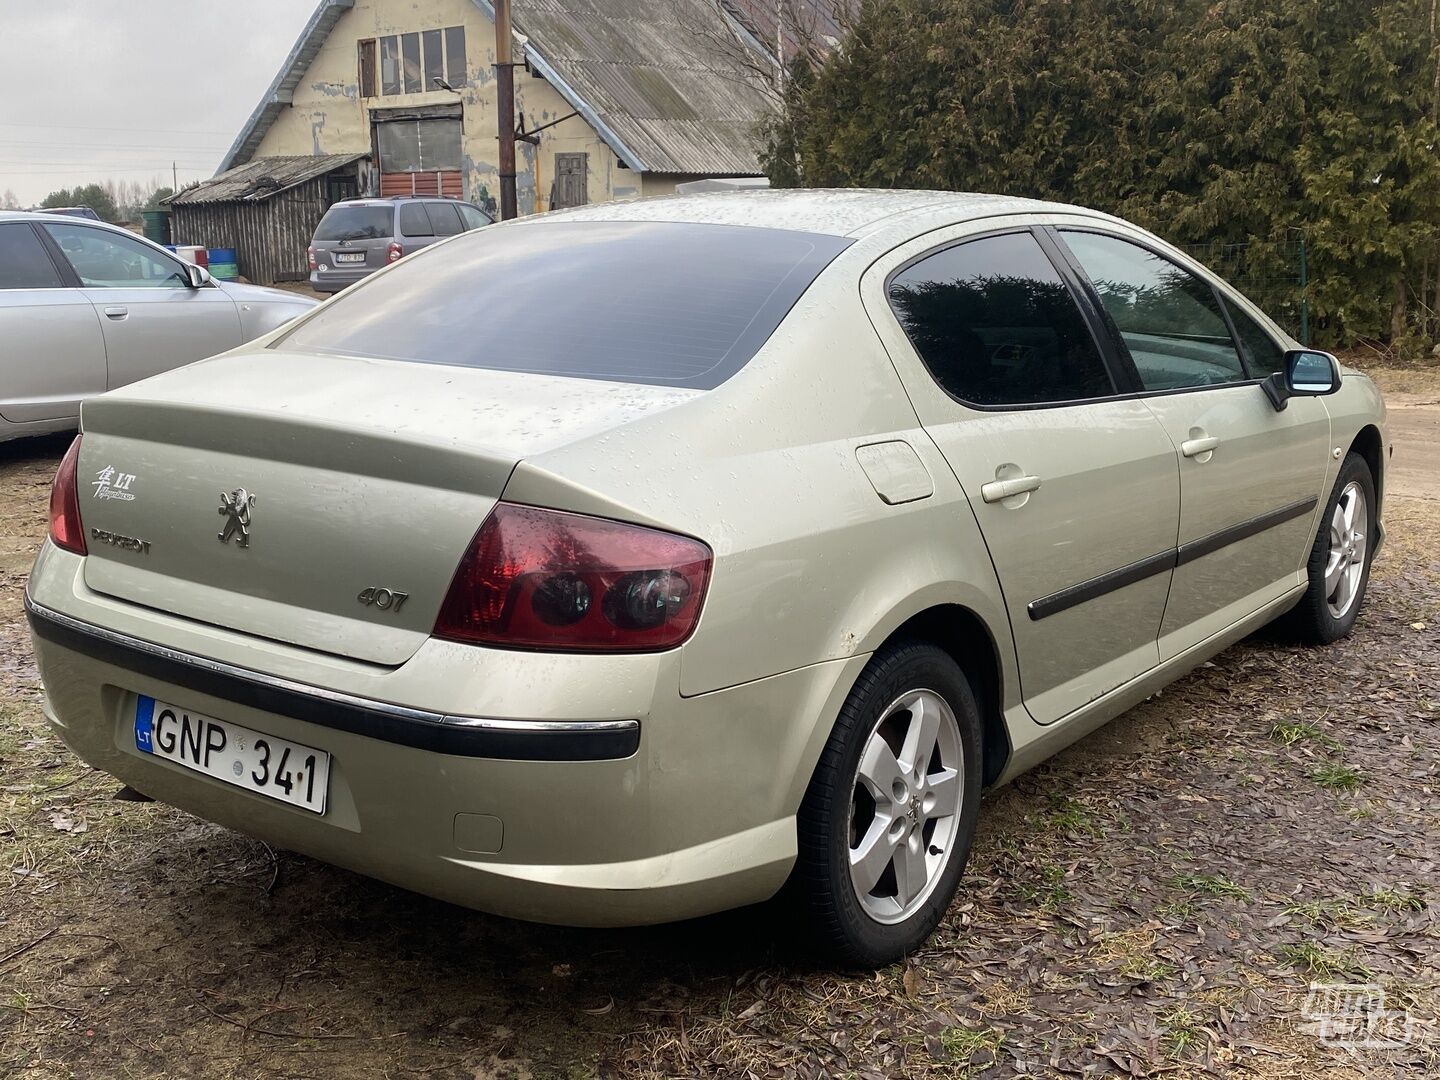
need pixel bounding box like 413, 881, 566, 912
863, 223, 1182, 724
1054, 228, 1331, 658
40, 221, 241, 389
397, 201, 441, 253
0, 221, 107, 422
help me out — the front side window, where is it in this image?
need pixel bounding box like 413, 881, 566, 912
277, 221, 851, 389
42, 223, 188, 288
887, 231, 1113, 406
0, 223, 63, 288
1061, 231, 1246, 391
1222, 297, 1285, 376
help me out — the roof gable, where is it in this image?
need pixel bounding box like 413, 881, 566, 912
220, 0, 786, 178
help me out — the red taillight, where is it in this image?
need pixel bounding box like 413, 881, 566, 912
49, 435, 86, 555
307, 245, 318, 270
436, 503, 712, 652
386, 241, 404, 263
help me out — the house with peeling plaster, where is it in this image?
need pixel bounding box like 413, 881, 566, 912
174, 0, 849, 283
219, 0, 830, 215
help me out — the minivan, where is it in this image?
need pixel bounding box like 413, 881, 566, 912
307, 196, 491, 293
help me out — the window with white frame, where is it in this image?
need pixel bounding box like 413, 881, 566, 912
359, 26, 466, 97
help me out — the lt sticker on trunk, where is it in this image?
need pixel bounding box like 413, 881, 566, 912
92, 466, 137, 501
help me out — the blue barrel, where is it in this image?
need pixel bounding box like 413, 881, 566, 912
208, 247, 238, 281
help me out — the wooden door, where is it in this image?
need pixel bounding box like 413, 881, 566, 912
552, 153, 588, 209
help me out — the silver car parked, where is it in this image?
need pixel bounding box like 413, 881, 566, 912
25, 191, 1387, 967
0, 212, 316, 442
307, 196, 492, 293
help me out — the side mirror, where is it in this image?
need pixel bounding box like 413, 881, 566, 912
1261, 350, 1341, 411
183, 263, 213, 289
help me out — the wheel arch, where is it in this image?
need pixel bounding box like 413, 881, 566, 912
1349, 423, 1384, 511
876, 603, 1012, 787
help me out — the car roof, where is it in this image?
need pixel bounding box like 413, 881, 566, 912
0, 210, 132, 233
332, 197, 463, 207
536, 188, 1117, 239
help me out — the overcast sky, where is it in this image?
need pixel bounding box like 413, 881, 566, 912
0, 1, 317, 205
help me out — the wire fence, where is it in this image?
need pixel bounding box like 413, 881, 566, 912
1182, 238, 1310, 345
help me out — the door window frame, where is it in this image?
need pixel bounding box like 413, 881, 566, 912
1043, 225, 1285, 395
0, 222, 74, 289
881, 224, 1134, 412
38, 221, 192, 290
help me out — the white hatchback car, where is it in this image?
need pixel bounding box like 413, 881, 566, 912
0, 212, 315, 442
26, 191, 1386, 966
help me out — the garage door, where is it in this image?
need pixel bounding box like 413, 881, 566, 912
377, 118, 463, 199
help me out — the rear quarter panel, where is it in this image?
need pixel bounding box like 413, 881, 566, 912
500, 247, 1018, 701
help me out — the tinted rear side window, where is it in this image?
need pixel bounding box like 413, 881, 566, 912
314, 206, 394, 241
887, 231, 1113, 406
0, 223, 63, 288
278, 221, 852, 389
425, 201, 463, 236
398, 202, 433, 236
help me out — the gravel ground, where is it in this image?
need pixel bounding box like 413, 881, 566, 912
1, 367, 1436, 1080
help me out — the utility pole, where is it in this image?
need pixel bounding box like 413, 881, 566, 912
494, 0, 517, 220
172, 161, 178, 192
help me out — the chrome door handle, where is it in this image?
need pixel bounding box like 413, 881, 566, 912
981, 474, 1042, 503
103, 306, 129, 319
1181, 435, 1220, 458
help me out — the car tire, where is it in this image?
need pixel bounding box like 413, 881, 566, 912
1271, 451, 1376, 645
795, 640, 982, 968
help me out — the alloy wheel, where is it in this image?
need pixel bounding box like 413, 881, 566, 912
848, 689, 964, 924
1324, 480, 1368, 620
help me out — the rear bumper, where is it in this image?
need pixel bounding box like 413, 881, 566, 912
309, 268, 373, 293
27, 597, 638, 762
26, 543, 865, 926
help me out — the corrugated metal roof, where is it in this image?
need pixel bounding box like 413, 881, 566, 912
502, 0, 777, 176
170, 154, 366, 204
222, 0, 794, 178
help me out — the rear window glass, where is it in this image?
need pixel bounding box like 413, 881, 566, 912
313, 205, 393, 242
277, 221, 851, 389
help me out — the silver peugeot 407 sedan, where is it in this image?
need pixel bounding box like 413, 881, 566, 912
0, 211, 316, 442
25, 191, 1387, 966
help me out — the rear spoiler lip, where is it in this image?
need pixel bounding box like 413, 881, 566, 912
25, 593, 640, 762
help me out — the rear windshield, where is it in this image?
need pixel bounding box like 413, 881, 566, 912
313, 205, 394, 242
277, 220, 852, 389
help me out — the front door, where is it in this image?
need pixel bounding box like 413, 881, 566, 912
864, 225, 1182, 724
1055, 228, 1332, 658
552, 153, 589, 209
41, 221, 242, 390
0, 221, 107, 423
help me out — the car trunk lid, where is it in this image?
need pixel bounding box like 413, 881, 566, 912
76, 349, 698, 665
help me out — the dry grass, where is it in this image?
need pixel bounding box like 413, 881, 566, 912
2, 418, 1438, 1078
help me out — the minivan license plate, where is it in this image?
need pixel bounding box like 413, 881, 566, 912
333, 252, 365, 263
134, 696, 329, 813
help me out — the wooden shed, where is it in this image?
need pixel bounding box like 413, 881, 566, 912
167, 153, 368, 286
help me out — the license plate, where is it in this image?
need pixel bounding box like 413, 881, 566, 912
333, 252, 365, 263
134, 696, 330, 814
